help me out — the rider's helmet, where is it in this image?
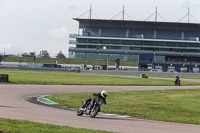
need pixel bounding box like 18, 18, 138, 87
101, 90, 107, 98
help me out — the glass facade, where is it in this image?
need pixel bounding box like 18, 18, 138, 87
69, 19, 200, 65
98, 53, 108, 60
69, 51, 139, 61
87, 53, 98, 59
155, 56, 165, 63
76, 38, 200, 53
69, 51, 75, 58
76, 53, 87, 59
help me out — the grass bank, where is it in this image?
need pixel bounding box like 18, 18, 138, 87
0, 70, 199, 86
0, 118, 111, 133
3, 57, 138, 66
48, 89, 200, 124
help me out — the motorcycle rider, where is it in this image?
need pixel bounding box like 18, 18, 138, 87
80, 90, 107, 111
90, 90, 107, 107
175, 75, 180, 81
174, 75, 180, 86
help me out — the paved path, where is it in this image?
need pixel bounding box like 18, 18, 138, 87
1, 85, 200, 133
82, 73, 200, 83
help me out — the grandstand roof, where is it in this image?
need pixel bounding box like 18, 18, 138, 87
74, 18, 200, 31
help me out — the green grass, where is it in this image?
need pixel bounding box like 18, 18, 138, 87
150, 75, 200, 79
0, 118, 112, 133
48, 89, 200, 124
3, 57, 138, 66
0, 70, 199, 86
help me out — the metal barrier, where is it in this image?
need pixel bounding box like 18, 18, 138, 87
81, 70, 200, 77
0, 66, 80, 73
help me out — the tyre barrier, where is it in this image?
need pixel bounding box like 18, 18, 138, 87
0, 74, 9, 82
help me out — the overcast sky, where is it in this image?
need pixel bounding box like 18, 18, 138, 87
0, 0, 200, 57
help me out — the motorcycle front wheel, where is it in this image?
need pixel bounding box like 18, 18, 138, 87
90, 106, 100, 118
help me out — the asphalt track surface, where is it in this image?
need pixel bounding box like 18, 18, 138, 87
1, 85, 200, 133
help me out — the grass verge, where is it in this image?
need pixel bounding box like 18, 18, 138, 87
0, 118, 112, 133
48, 89, 200, 124
150, 75, 200, 79
0, 70, 199, 86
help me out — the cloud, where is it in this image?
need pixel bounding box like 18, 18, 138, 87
0, 43, 12, 50
54, 5, 65, 10
47, 27, 68, 40
183, 1, 200, 8
68, 5, 79, 10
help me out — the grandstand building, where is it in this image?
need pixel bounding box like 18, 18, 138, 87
69, 14, 200, 72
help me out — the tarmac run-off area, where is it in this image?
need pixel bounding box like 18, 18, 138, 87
1, 84, 200, 133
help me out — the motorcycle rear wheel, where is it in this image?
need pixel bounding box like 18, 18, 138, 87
77, 108, 84, 116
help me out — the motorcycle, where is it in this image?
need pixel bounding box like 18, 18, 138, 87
174, 79, 180, 86
77, 98, 102, 118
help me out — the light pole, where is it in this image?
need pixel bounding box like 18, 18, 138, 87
153, 51, 155, 69
107, 55, 109, 70
33, 55, 36, 68
3, 50, 5, 62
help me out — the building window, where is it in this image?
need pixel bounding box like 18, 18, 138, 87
189, 43, 199, 48
187, 49, 199, 53
77, 38, 88, 43
108, 46, 121, 49
98, 53, 108, 59
121, 46, 130, 50
143, 48, 154, 51
88, 45, 97, 48
166, 42, 176, 47
88, 39, 99, 43
155, 48, 166, 51
122, 40, 132, 45
111, 40, 122, 44
133, 41, 143, 45
100, 39, 110, 44
87, 53, 98, 59
155, 42, 166, 46
69, 51, 75, 58
109, 54, 120, 60
144, 41, 154, 46
132, 47, 142, 50
77, 45, 87, 48
176, 43, 187, 47
76, 53, 87, 59
155, 56, 165, 63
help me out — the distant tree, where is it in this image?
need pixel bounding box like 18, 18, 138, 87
29, 52, 36, 57
56, 51, 66, 59
0, 55, 3, 62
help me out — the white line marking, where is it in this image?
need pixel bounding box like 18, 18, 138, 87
37, 95, 130, 118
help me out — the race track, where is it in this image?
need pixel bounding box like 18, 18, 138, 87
1, 84, 200, 133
